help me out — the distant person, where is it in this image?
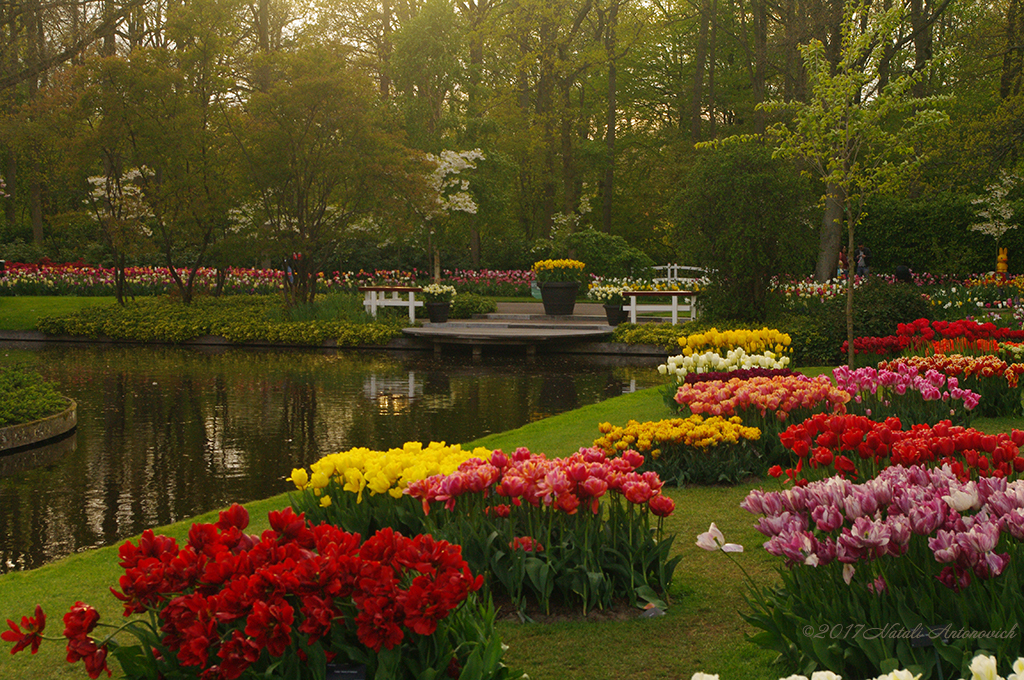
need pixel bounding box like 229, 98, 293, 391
854, 244, 872, 276
895, 265, 912, 283
837, 248, 848, 280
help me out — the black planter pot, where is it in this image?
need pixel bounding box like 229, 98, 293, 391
425, 301, 450, 323
603, 304, 628, 326
539, 282, 580, 315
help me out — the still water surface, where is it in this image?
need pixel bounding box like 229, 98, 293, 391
0, 343, 662, 573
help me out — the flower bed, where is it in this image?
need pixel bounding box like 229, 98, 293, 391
832, 364, 981, 426
288, 442, 488, 538
740, 465, 1024, 679
2, 504, 517, 680
671, 375, 850, 463
294, 444, 679, 618
771, 413, 1024, 484
879, 354, 1024, 417
592, 416, 763, 484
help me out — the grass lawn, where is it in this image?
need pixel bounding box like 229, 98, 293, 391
0, 297, 116, 331
2, 367, 1021, 679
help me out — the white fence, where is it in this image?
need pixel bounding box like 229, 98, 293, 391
652, 264, 706, 286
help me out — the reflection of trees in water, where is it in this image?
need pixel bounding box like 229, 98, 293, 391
0, 345, 660, 573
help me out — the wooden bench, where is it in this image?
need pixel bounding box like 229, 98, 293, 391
623, 290, 698, 324
359, 286, 423, 323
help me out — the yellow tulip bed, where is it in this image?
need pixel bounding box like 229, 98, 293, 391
593, 415, 764, 485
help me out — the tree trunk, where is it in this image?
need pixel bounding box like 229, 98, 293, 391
752, 0, 767, 134
1002, 0, 1023, 98
690, 0, 712, 141
909, 0, 933, 97
815, 184, 844, 282
846, 208, 856, 367
3, 149, 14, 226
602, 0, 618, 232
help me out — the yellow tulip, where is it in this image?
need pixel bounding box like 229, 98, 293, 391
288, 468, 309, 490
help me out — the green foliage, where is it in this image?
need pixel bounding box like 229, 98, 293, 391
779, 279, 934, 365
0, 365, 69, 426
672, 143, 816, 322
860, 192, 1024, 276
537, 229, 657, 279
775, 314, 842, 367
34, 296, 406, 346
610, 322, 689, 351
450, 293, 497, 318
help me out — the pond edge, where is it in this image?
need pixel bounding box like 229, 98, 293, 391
0, 398, 78, 452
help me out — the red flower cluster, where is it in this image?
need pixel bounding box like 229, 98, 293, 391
839, 335, 911, 357
897, 318, 1024, 346
404, 446, 675, 518
772, 413, 1024, 484
5, 505, 483, 680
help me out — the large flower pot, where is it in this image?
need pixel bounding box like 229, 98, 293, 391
603, 304, 628, 326
539, 282, 579, 316
425, 301, 450, 323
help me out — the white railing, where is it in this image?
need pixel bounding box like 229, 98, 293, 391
652, 264, 707, 285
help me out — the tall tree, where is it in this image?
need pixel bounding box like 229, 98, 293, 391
233, 48, 428, 305
754, 0, 949, 365
90, 0, 242, 303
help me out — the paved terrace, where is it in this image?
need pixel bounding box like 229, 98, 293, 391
403, 301, 628, 358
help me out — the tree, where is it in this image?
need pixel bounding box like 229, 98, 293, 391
755, 0, 948, 365
673, 143, 814, 322
91, 13, 241, 304
84, 167, 153, 304
233, 47, 428, 306
423, 149, 484, 280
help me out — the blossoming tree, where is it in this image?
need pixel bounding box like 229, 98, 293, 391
424, 149, 484, 282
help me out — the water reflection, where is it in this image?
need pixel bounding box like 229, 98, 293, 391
0, 343, 661, 573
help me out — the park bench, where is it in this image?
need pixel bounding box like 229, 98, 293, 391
359, 286, 423, 323
623, 290, 698, 325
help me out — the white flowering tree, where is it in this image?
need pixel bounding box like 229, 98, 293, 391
971, 170, 1021, 246
424, 149, 484, 282
84, 168, 154, 304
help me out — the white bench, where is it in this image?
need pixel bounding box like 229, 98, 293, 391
623, 290, 698, 324
359, 286, 423, 323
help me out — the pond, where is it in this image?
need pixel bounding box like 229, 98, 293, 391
0, 343, 664, 573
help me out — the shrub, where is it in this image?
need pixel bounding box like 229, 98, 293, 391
610, 322, 688, 351
450, 293, 497, 318
35, 296, 406, 346
0, 365, 69, 426
786, 279, 934, 365
672, 143, 816, 322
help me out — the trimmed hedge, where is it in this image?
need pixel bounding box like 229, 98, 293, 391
35, 296, 407, 346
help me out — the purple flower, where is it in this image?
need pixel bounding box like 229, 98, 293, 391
929, 530, 961, 563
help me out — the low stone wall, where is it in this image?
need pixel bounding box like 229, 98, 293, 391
0, 399, 77, 452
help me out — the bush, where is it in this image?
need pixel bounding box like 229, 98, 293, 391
0, 365, 69, 426
535, 229, 657, 279
672, 144, 816, 322
774, 280, 935, 365
450, 293, 497, 318
35, 296, 407, 346
610, 322, 689, 351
